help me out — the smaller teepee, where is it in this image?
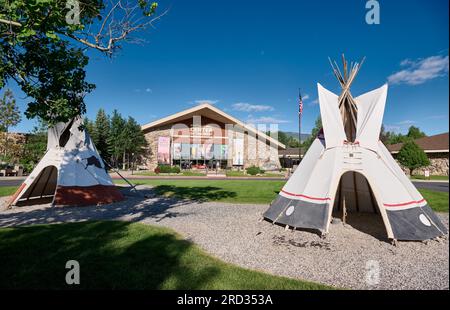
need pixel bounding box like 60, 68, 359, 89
8, 117, 124, 207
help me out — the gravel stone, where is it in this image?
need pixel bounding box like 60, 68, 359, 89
0, 186, 448, 290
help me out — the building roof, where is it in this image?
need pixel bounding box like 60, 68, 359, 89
141, 103, 286, 150
278, 148, 305, 157
387, 132, 449, 154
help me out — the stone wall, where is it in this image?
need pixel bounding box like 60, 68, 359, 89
244, 133, 281, 170
394, 152, 449, 176
143, 125, 172, 171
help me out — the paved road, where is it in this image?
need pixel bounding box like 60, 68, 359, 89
1, 176, 448, 192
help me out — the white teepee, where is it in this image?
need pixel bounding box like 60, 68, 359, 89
8, 117, 124, 207
264, 57, 447, 241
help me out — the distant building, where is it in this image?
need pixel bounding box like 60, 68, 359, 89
387, 132, 449, 176
140, 104, 286, 170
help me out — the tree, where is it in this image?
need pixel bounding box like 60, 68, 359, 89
406, 126, 426, 140
1, 1, 166, 125
92, 109, 110, 158
302, 116, 322, 152
123, 116, 147, 169
379, 124, 391, 144
21, 119, 47, 172
397, 141, 430, 176
83, 117, 95, 136
107, 110, 127, 168
0, 89, 21, 157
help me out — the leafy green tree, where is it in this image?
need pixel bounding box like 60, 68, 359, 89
0, 89, 21, 157
92, 109, 110, 158
1, 1, 164, 125
302, 116, 322, 152
21, 119, 47, 172
397, 141, 430, 176
386, 133, 409, 145
379, 124, 391, 144
406, 126, 426, 140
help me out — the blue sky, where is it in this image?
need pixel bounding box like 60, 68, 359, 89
5, 0, 450, 135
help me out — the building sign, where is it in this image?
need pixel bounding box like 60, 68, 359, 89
233, 138, 244, 165
173, 143, 182, 160
204, 144, 214, 159
189, 126, 214, 137
181, 143, 190, 159
157, 137, 171, 164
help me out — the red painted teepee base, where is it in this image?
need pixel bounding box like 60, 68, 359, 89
53, 185, 124, 206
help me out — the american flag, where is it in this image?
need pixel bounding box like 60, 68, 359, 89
298, 90, 303, 116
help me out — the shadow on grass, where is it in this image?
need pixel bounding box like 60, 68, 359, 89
152, 185, 237, 202
0, 221, 219, 289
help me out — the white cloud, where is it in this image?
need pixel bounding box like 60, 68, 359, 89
426, 115, 447, 120
397, 120, 416, 125
388, 55, 449, 85
145, 88, 152, 93
310, 98, 319, 105
302, 94, 310, 100
191, 99, 219, 105
246, 115, 290, 124
384, 125, 401, 133
232, 102, 274, 112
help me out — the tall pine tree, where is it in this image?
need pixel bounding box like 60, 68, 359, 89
107, 110, 127, 168
92, 109, 110, 159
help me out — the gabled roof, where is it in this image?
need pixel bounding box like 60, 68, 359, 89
387, 132, 449, 153
141, 103, 286, 149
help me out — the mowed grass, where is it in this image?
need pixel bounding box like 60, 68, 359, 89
0, 186, 17, 197
419, 189, 449, 212
0, 221, 330, 289
411, 175, 449, 181
117, 179, 285, 204
2, 180, 448, 212
115, 179, 449, 212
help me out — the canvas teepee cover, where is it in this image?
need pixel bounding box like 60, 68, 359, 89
264, 58, 447, 241
9, 117, 124, 207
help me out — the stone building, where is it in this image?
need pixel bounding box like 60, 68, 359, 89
0, 132, 27, 163
141, 103, 286, 170
387, 132, 449, 176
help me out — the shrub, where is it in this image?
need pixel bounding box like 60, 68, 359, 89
155, 165, 180, 174
397, 141, 430, 175
246, 165, 264, 175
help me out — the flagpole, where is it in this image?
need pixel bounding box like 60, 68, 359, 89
298, 88, 302, 164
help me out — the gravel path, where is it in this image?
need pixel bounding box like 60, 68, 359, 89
0, 187, 448, 290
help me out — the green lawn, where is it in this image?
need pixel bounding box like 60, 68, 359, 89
225, 170, 284, 178
419, 189, 449, 212
0, 186, 17, 197
0, 221, 330, 289
115, 179, 449, 212
134, 170, 206, 177
411, 175, 449, 181
2, 179, 448, 212
117, 179, 285, 204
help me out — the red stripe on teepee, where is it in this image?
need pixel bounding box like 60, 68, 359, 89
383, 199, 426, 207
281, 190, 331, 201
